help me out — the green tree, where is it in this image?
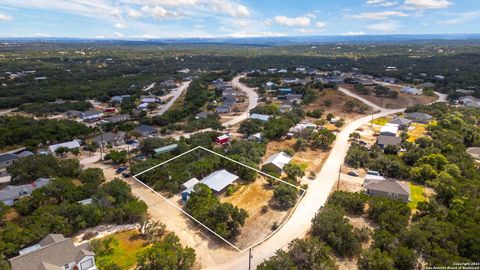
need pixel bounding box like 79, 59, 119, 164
273, 183, 299, 210
136, 233, 196, 270
357, 249, 395, 270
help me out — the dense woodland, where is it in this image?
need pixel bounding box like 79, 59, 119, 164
260, 104, 480, 269
1, 41, 480, 109
0, 116, 92, 149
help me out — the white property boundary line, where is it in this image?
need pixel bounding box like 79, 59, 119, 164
132, 146, 306, 252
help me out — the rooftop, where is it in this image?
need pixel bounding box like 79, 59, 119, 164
263, 152, 292, 170
200, 169, 239, 192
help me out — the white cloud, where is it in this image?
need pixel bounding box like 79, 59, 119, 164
140, 5, 183, 19
367, 20, 401, 31
315, 21, 326, 29
226, 31, 285, 38
366, 0, 398, 7
353, 11, 408, 20
439, 10, 480, 25
404, 0, 451, 9
0, 13, 12, 21
205, 0, 250, 17
342, 31, 366, 36
273, 15, 311, 26
114, 23, 127, 29
127, 9, 143, 19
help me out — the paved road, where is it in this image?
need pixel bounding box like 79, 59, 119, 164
156, 81, 191, 116
209, 86, 445, 270
222, 74, 259, 127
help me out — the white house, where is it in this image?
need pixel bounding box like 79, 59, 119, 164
401, 86, 423, 95
262, 152, 292, 173
379, 123, 399, 137
48, 140, 81, 154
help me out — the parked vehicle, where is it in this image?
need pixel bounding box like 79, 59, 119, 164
348, 171, 360, 177
116, 166, 128, 174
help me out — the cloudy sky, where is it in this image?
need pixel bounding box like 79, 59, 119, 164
0, 0, 479, 38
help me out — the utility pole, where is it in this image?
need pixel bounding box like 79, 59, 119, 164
337, 165, 341, 191
127, 145, 132, 168
248, 248, 253, 270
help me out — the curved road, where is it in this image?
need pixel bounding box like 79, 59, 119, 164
208, 86, 445, 270
156, 81, 191, 116
222, 74, 259, 127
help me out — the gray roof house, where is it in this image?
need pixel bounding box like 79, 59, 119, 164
364, 179, 411, 202
401, 86, 423, 95
406, 112, 433, 124
0, 153, 19, 168
102, 114, 130, 124
262, 152, 292, 173
134, 125, 158, 137
216, 105, 231, 114
91, 132, 125, 146
0, 178, 51, 206
389, 117, 412, 128
377, 135, 402, 149
9, 234, 97, 270
81, 110, 104, 121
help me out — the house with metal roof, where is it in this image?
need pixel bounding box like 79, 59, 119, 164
48, 140, 81, 154
249, 113, 271, 122
9, 234, 96, 270
406, 112, 433, 124
466, 147, 480, 161
216, 105, 231, 114
379, 123, 399, 137
364, 179, 411, 202
81, 110, 103, 121
102, 114, 130, 124
200, 169, 239, 193
154, 144, 178, 155
262, 152, 292, 173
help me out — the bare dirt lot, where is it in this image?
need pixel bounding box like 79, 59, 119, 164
340, 84, 438, 109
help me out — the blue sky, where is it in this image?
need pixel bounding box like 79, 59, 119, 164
0, 0, 479, 38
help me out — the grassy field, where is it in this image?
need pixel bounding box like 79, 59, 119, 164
371, 117, 390, 126
94, 229, 149, 270
407, 123, 427, 142
408, 183, 427, 210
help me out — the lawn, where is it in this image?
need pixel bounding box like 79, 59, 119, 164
93, 229, 149, 270
407, 123, 427, 142
408, 183, 427, 210
371, 117, 390, 126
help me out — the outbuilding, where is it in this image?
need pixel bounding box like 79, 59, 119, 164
262, 152, 292, 173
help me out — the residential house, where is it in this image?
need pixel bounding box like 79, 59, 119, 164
389, 117, 412, 129
134, 125, 157, 137
216, 105, 231, 114
9, 234, 97, 270
249, 113, 271, 122
63, 110, 82, 119
459, 96, 480, 109
160, 79, 176, 89
401, 86, 423, 95
289, 122, 317, 138
262, 152, 292, 173
283, 94, 303, 106
137, 103, 149, 110
377, 135, 402, 149
181, 170, 239, 200
434, 75, 445, 80
48, 140, 81, 154
0, 153, 19, 169
278, 69, 288, 73
91, 132, 125, 146
283, 78, 300, 84
102, 114, 131, 124
379, 123, 399, 137
279, 104, 292, 113
295, 67, 306, 73
379, 77, 396, 84
140, 97, 157, 103
406, 112, 433, 124
364, 179, 411, 202
195, 111, 215, 119
456, 89, 475, 94
81, 110, 103, 122
0, 178, 51, 206
265, 81, 277, 89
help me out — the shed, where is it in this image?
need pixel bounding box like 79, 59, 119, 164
48, 140, 81, 154
215, 134, 230, 144
249, 113, 271, 122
